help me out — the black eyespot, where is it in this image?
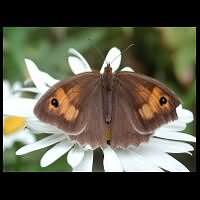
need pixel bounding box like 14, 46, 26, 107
51, 98, 59, 107
159, 96, 167, 106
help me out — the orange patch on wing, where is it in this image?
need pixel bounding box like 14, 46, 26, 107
139, 104, 154, 120
150, 87, 171, 111
151, 87, 162, 97
65, 105, 79, 121
48, 86, 80, 121
148, 87, 162, 113
138, 87, 171, 120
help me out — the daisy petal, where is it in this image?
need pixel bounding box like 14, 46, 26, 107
25, 59, 49, 93
14, 87, 40, 93
3, 80, 11, 99
158, 120, 186, 132
4, 129, 35, 146
3, 136, 13, 149
133, 147, 189, 172
40, 139, 73, 167
16, 134, 67, 155
82, 144, 93, 151
103, 146, 123, 172
3, 98, 37, 118
116, 149, 163, 172
68, 56, 92, 74
186, 152, 193, 156
27, 119, 67, 135
100, 47, 121, 73
68, 48, 92, 74
176, 105, 194, 123
68, 48, 91, 69
13, 129, 36, 144
67, 145, 85, 168
144, 138, 194, 154
121, 67, 134, 72
4, 129, 27, 147
158, 154, 190, 172
40, 71, 59, 86
12, 82, 22, 90
73, 150, 93, 172
154, 130, 196, 142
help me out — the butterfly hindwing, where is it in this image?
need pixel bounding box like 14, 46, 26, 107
69, 81, 107, 148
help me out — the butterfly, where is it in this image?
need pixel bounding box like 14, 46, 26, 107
34, 54, 181, 149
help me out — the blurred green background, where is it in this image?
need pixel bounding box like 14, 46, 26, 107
3, 27, 196, 172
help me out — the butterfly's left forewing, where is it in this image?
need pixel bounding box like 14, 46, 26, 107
34, 72, 108, 149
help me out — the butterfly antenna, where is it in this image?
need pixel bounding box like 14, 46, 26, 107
88, 38, 109, 66
110, 43, 135, 65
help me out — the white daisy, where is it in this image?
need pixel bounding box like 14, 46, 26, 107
3, 81, 36, 151
4, 47, 195, 172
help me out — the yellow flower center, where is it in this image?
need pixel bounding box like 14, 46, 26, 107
3, 116, 26, 136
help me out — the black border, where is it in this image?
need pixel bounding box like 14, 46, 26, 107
2, 15, 199, 27
1, 14, 199, 192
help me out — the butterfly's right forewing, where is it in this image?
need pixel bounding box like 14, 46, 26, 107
110, 71, 180, 148
111, 79, 150, 148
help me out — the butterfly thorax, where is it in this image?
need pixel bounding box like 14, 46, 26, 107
102, 64, 113, 90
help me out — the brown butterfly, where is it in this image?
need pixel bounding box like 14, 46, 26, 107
34, 57, 181, 149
